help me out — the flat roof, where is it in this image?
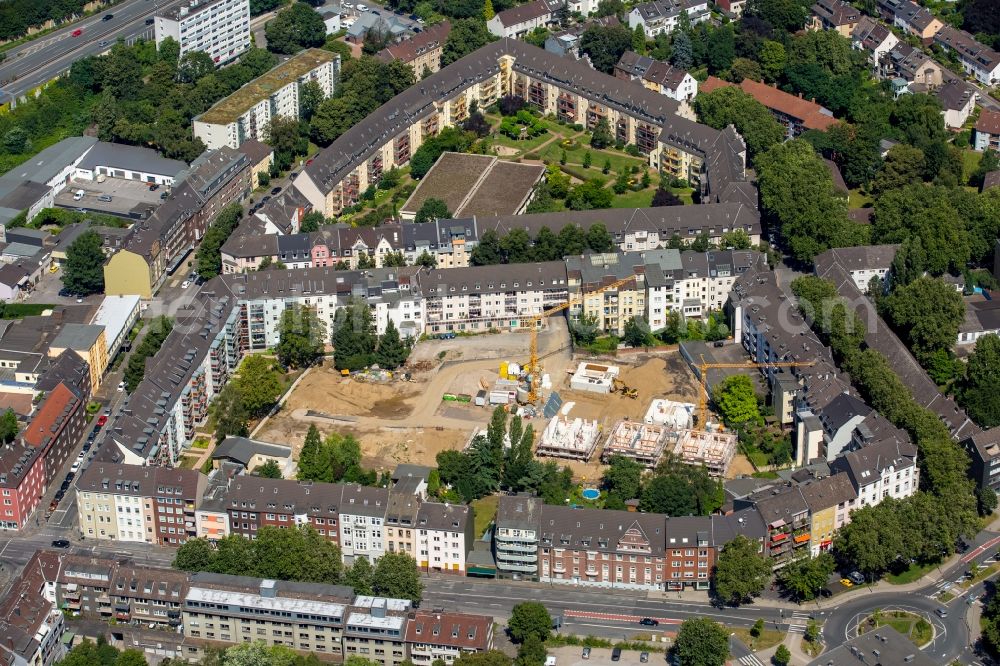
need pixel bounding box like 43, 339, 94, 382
186, 586, 347, 617
91, 295, 140, 345
197, 49, 338, 125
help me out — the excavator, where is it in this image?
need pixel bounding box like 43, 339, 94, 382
612, 377, 638, 399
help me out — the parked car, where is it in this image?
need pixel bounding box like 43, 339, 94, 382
97, 193, 112, 202
847, 571, 865, 585
73, 189, 84, 201
639, 618, 659, 626
160, 191, 168, 199
271, 186, 282, 195
145, 17, 154, 24
261, 195, 271, 204
148, 183, 159, 191
70, 460, 80, 473
581, 648, 590, 660
96, 414, 108, 427
611, 648, 622, 662
935, 608, 949, 618
51, 539, 70, 548
640, 653, 649, 663
117, 380, 125, 392
289, 172, 298, 180
181, 280, 190, 289
357, 3, 368, 10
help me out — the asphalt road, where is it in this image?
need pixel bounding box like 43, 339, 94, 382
0, 0, 187, 103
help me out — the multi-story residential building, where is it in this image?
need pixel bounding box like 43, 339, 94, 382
48, 324, 108, 392
936, 77, 978, 129
405, 611, 494, 665
628, 0, 710, 37
75, 464, 206, 545
701, 77, 838, 137
851, 17, 899, 66
104, 146, 251, 298
54, 552, 117, 618
419, 262, 568, 335
494, 494, 542, 579
377, 21, 452, 76
614, 51, 697, 103
963, 429, 1000, 493
22, 381, 85, 486
813, 245, 898, 292
830, 425, 919, 507
155, 0, 251, 64
194, 49, 341, 150
880, 0, 942, 42
183, 576, 351, 656
0, 443, 44, 531
877, 43, 945, 88
90, 295, 141, 362
487, 0, 559, 38
385, 490, 421, 560
293, 41, 749, 217
415, 502, 473, 574
211, 476, 343, 543
344, 597, 411, 666
734, 484, 812, 568
809, 0, 860, 36
798, 474, 856, 556
339, 485, 390, 565
109, 565, 188, 627
975, 109, 1000, 152
933, 25, 1000, 86
0, 550, 66, 666
715, 0, 745, 17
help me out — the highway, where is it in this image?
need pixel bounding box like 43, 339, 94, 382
0, 0, 187, 104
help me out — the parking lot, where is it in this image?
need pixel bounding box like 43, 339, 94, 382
548, 645, 667, 666
53, 177, 166, 218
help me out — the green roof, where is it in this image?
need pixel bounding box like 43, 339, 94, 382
197, 49, 337, 125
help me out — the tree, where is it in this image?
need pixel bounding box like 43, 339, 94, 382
871, 144, 925, 196
585, 223, 614, 253
759, 40, 786, 82
300, 211, 325, 233
373, 552, 423, 602
470, 229, 502, 265
346, 555, 375, 595
961, 334, 1000, 428
833, 503, 903, 580
871, 185, 971, 276
454, 653, 515, 666
333, 298, 378, 371
298, 425, 326, 481
62, 230, 106, 296
277, 304, 327, 369
415, 250, 437, 268
694, 87, 785, 161
508, 602, 551, 643
0, 408, 16, 444
772, 644, 791, 666
578, 24, 633, 74
590, 117, 613, 149
711, 535, 771, 606
173, 537, 215, 571
177, 51, 216, 83
264, 116, 309, 170
777, 553, 836, 601
442, 18, 493, 66
623, 316, 652, 347
712, 375, 761, 429
299, 79, 326, 121
482, 0, 495, 21
234, 355, 284, 417
756, 139, 861, 263
253, 459, 283, 479
197, 204, 244, 279
670, 30, 693, 69
652, 187, 682, 206
214, 384, 250, 442
375, 320, 409, 369
515, 635, 546, 666
415, 197, 452, 224
880, 277, 965, 363
265, 2, 327, 54
674, 618, 729, 666
602, 455, 643, 504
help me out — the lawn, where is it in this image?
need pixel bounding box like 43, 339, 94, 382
862, 611, 933, 647
961, 149, 983, 183
539, 140, 646, 174
731, 627, 786, 652
177, 456, 200, 470
492, 129, 557, 153
848, 188, 873, 209
610, 188, 655, 208
471, 495, 498, 538
0, 303, 55, 318
887, 561, 937, 585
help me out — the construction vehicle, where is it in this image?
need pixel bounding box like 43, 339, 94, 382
695, 354, 815, 430
523, 275, 637, 403
612, 378, 638, 399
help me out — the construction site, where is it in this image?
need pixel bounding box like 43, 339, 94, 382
602, 420, 670, 468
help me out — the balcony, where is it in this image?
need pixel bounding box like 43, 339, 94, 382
499, 561, 537, 573
498, 541, 536, 553
498, 551, 537, 563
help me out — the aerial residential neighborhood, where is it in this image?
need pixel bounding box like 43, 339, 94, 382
0, 0, 997, 664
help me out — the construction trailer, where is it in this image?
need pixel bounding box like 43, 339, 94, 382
601, 420, 670, 468
671, 428, 738, 478
536, 415, 601, 461
569, 362, 620, 394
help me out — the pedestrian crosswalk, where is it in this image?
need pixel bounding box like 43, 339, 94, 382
737, 655, 765, 666
787, 611, 811, 634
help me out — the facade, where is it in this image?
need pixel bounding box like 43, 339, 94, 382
487, 0, 557, 38
22, 382, 84, 486
614, 51, 697, 102
75, 464, 206, 545
936, 77, 978, 129
964, 429, 1000, 493
851, 17, 899, 66
878, 43, 944, 87
0, 444, 44, 531
343, 597, 411, 666
73, 142, 187, 186
238, 140, 275, 189
0, 551, 66, 666
933, 26, 1000, 86
194, 49, 341, 150
494, 495, 542, 579
339, 485, 390, 565
292, 41, 749, 218
813, 245, 898, 291
376, 21, 452, 76
887, 0, 943, 41
0, 136, 97, 228
48, 324, 108, 392
155, 0, 251, 64
975, 110, 1000, 152
628, 0, 710, 37
415, 502, 474, 574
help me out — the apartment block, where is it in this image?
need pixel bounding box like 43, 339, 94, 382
701, 77, 838, 137
339, 485, 390, 565
155, 0, 251, 64
414, 502, 474, 574
344, 597, 411, 666
210, 476, 343, 544
0, 443, 44, 530
406, 611, 494, 665
628, 0, 710, 37
22, 381, 85, 486
494, 495, 542, 579
293, 41, 748, 217
851, 17, 899, 66
377, 22, 452, 76
109, 565, 188, 626
48, 324, 108, 392
809, 0, 860, 36
813, 245, 898, 292
0, 551, 66, 666
75, 464, 206, 546
964, 428, 1000, 493
194, 49, 341, 150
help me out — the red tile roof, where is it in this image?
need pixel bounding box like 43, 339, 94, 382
22, 382, 77, 449
377, 21, 451, 65
405, 611, 493, 651
976, 109, 1000, 136
699, 77, 838, 131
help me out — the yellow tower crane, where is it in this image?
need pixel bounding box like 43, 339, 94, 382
523, 275, 637, 403
696, 355, 816, 430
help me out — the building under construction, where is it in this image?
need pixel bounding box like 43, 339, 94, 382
602, 420, 670, 468
536, 415, 601, 460
671, 428, 737, 477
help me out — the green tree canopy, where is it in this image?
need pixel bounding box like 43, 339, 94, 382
265, 2, 327, 54
62, 230, 106, 296
578, 24, 633, 73
373, 552, 423, 602
277, 304, 327, 369
712, 375, 762, 429
711, 535, 771, 606
880, 276, 965, 363
508, 602, 552, 643
333, 298, 378, 371
674, 618, 729, 666
961, 334, 1000, 428
693, 87, 784, 161
777, 553, 836, 601
414, 197, 452, 224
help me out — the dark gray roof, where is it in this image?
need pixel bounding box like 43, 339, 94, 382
339, 483, 390, 517
392, 464, 433, 483
830, 435, 917, 489
539, 504, 667, 556
0, 181, 49, 210
419, 261, 566, 296
211, 436, 291, 466
935, 76, 977, 111
0, 136, 96, 185
50, 323, 104, 351
77, 141, 187, 178
814, 245, 898, 275
416, 502, 471, 532
237, 139, 274, 165
496, 494, 542, 531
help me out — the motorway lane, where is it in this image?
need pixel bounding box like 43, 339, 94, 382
0, 0, 187, 102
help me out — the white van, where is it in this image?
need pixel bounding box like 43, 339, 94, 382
73, 189, 85, 201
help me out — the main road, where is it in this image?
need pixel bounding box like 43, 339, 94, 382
0, 0, 187, 104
